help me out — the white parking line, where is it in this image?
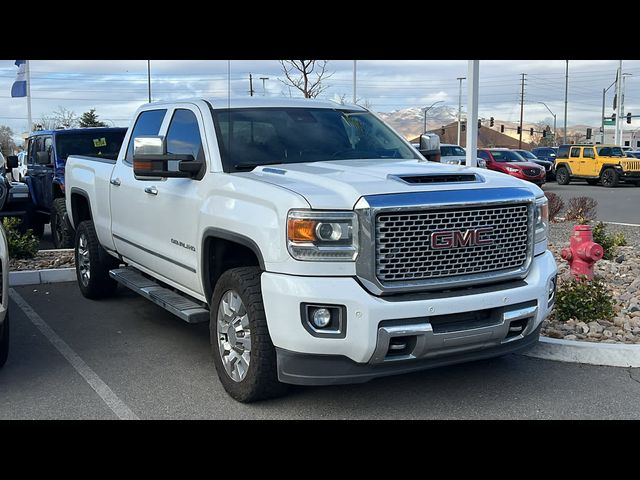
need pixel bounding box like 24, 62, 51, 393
603, 221, 640, 227
9, 289, 139, 420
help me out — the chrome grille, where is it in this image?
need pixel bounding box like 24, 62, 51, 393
376, 204, 530, 282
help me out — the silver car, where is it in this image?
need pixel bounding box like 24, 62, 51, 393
439, 144, 486, 168
0, 223, 9, 368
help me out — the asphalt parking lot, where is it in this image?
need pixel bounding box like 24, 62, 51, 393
543, 182, 640, 224
2, 282, 640, 420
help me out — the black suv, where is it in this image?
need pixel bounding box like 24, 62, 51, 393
531, 147, 558, 163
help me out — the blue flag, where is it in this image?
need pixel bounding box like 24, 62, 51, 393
11, 60, 27, 98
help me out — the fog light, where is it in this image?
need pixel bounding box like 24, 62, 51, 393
312, 308, 332, 328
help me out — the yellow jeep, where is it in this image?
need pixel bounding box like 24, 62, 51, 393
554, 144, 640, 187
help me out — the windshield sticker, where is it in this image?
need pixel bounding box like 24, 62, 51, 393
93, 137, 107, 148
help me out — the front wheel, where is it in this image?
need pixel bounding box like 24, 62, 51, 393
600, 168, 620, 188
52, 198, 73, 248
75, 220, 119, 299
210, 267, 288, 403
0, 312, 9, 368
556, 166, 570, 185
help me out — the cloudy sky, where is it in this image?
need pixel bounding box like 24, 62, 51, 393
1, 59, 639, 138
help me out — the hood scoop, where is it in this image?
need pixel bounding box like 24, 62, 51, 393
389, 173, 482, 185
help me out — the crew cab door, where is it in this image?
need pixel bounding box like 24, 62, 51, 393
26, 135, 54, 212
110, 105, 206, 297
582, 146, 598, 176
569, 146, 584, 175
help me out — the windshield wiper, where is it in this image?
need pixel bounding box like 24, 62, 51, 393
233, 162, 285, 172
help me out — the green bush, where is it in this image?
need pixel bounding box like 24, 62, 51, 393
592, 222, 627, 260
554, 277, 615, 322
2, 217, 39, 259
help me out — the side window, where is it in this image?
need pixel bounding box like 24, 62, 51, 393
477, 150, 490, 160
557, 145, 570, 158
125, 109, 167, 164
583, 148, 595, 159
570, 147, 581, 158
165, 109, 205, 163
27, 137, 38, 164
43, 136, 53, 164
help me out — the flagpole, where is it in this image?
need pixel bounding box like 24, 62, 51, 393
26, 60, 32, 133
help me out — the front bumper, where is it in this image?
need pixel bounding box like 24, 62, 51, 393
262, 250, 557, 385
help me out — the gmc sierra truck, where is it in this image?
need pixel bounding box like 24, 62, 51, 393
65, 98, 557, 402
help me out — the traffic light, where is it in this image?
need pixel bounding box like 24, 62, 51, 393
586, 128, 592, 140
612, 113, 616, 122
542, 130, 547, 138
500, 124, 504, 133
461, 123, 466, 132
490, 117, 494, 127
478, 119, 482, 129
530, 128, 534, 136
627, 112, 632, 124
517, 126, 521, 134
441, 126, 445, 134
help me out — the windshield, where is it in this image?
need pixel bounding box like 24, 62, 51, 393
490, 150, 527, 162
211, 107, 420, 171
596, 146, 625, 157
516, 150, 537, 160
56, 131, 126, 160
441, 145, 465, 156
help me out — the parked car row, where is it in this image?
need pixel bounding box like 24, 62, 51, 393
1, 127, 127, 246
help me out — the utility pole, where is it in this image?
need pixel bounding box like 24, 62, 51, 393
518, 73, 526, 149
564, 60, 568, 143
466, 61, 479, 168
353, 60, 357, 104
614, 61, 622, 145
147, 60, 151, 103
249, 73, 255, 97
538, 102, 557, 146
601, 77, 617, 144
620, 73, 632, 146
259, 77, 269, 96
26, 60, 32, 132
456, 77, 465, 146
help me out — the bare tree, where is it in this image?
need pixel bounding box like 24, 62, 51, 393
36, 106, 79, 130
335, 93, 373, 109
0, 125, 17, 155
278, 60, 334, 98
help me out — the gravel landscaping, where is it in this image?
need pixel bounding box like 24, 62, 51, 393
545, 221, 640, 344
9, 250, 74, 272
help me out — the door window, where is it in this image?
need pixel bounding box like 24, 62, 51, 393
125, 109, 167, 164
570, 147, 581, 158
165, 109, 205, 163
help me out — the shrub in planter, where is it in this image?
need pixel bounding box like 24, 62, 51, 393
545, 192, 564, 222
2, 217, 39, 260
554, 276, 615, 322
565, 196, 598, 224
592, 222, 628, 260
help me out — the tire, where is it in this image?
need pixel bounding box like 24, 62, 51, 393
586, 179, 599, 186
25, 214, 46, 238
75, 220, 119, 299
210, 267, 288, 402
0, 312, 9, 368
600, 168, 620, 188
51, 198, 73, 248
556, 166, 570, 185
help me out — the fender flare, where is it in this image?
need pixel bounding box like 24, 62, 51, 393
555, 162, 572, 175
69, 187, 93, 228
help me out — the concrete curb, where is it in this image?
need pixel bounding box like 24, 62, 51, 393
9, 268, 76, 286
523, 336, 640, 368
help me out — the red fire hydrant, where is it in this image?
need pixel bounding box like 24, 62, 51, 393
560, 225, 604, 280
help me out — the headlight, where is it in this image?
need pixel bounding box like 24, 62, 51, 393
506, 167, 520, 173
535, 197, 549, 243
287, 210, 358, 261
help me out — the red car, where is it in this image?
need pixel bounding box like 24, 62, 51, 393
477, 148, 546, 186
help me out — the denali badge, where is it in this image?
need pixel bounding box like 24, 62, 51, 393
430, 227, 494, 249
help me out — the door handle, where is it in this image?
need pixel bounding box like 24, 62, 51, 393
144, 186, 158, 195
110, 177, 121, 186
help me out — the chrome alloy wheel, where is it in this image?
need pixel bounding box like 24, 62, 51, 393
77, 233, 90, 287
217, 290, 252, 382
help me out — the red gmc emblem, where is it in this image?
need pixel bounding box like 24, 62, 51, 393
430, 227, 494, 249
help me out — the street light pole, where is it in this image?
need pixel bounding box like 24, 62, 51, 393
601, 78, 617, 144
456, 77, 465, 146
259, 77, 269, 96
563, 60, 568, 143
423, 100, 444, 134
538, 102, 557, 146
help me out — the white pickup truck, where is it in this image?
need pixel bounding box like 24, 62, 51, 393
66, 98, 557, 402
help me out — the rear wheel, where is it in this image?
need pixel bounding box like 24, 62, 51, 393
52, 198, 73, 248
586, 179, 599, 186
210, 267, 288, 403
555, 166, 570, 185
75, 220, 119, 299
600, 168, 620, 188
0, 313, 9, 368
